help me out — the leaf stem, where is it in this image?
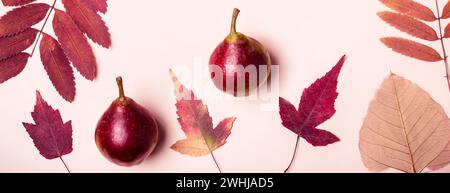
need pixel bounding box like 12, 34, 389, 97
210, 151, 223, 173
59, 156, 71, 173
284, 136, 300, 173
30, 0, 57, 57
116, 76, 126, 101
435, 0, 450, 94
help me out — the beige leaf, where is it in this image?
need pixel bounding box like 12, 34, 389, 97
359, 74, 450, 173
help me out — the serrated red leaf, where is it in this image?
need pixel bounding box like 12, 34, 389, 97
53, 9, 97, 80
2, 0, 35, 6
39, 33, 76, 102
379, 0, 436, 21
377, 11, 438, 41
0, 53, 28, 83
0, 3, 49, 37
279, 56, 345, 147
442, 0, 450, 19
81, 0, 107, 14
169, 69, 236, 157
444, 22, 450, 38
62, 0, 111, 48
23, 91, 73, 160
0, 28, 37, 60
380, 37, 442, 62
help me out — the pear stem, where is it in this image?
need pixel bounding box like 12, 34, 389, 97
230, 8, 240, 34
116, 76, 125, 100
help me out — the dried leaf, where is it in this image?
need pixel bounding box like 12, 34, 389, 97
444, 22, 450, 38
377, 11, 438, 41
23, 91, 73, 160
53, 10, 97, 80
1, 0, 35, 6
0, 53, 28, 83
39, 33, 76, 102
0, 28, 37, 60
379, 0, 436, 21
169, 69, 236, 157
279, 55, 345, 146
359, 74, 450, 173
62, 0, 111, 48
380, 37, 442, 62
0, 3, 49, 37
81, 0, 107, 14
442, 0, 450, 19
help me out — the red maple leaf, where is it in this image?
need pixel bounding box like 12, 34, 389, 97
0, 0, 111, 102
23, 91, 73, 172
279, 55, 345, 172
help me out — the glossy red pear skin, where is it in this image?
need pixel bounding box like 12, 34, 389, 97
95, 97, 158, 166
209, 34, 271, 96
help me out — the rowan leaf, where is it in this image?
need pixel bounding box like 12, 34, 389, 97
0, 28, 37, 60
169, 69, 236, 157
0, 3, 49, 37
23, 91, 73, 160
377, 11, 438, 41
1, 0, 35, 6
39, 33, 76, 102
53, 9, 96, 80
379, 0, 436, 22
62, 0, 111, 48
359, 73, 450, 173
444, 22, 450, 38
442, 0, 450, 19
279, 55, 345, 146
380, 37, 442, 62
81, 0, 107, 14
0, 53, 29, 83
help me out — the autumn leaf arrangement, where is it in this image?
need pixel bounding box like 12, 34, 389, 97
0, 0, 110, 172
0, 0, 111, 102
356, 0, 450, 173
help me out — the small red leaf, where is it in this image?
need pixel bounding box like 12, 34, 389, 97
39, 33, 76, 102
442, 0, 450, 19
0, 3, 49, 37
0, 53, 29, 83
0, 28, 37, 60
379, 0, 436, 21
380, 37, 442, 62
279, 55, 345, 146
81, 0, 107, 13
444, 22, 450, 38
377, 11, 438, 41
23, 91, 73, 160
53, 9, 97, 80
62, 0, 111, 48
169, 69, 235, 157
2, 0, 35, 6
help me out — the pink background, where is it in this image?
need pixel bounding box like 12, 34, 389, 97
2, 0, 450, 173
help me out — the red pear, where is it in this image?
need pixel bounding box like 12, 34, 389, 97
95, 77, 158, 166
209, 8, 272, 97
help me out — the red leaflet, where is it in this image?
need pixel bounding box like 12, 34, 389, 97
62, 0, 111, 48
442, 0, 450, 19
53, 10, 97, 80
82, 0, 107, 14
39, 33, 76, 102
0, 53, 29, 83
0, 3, 49, 37
23, 91, 73, 160
1, 0, 35, 6
279, 55, 345, 146
0, 28, 37, 60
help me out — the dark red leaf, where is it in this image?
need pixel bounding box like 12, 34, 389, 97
442, 0, 450, 19
39, 33, 76, 102
23, 91, 73, 160
0, 28, 37, 60
81, 0, 107, 13
0, 53, 28, 83
279, 55, 345, 146
53, 10, 97, 80
0, 3, 49, 37
62, 0, 111, 48
2, 0, 35, 6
